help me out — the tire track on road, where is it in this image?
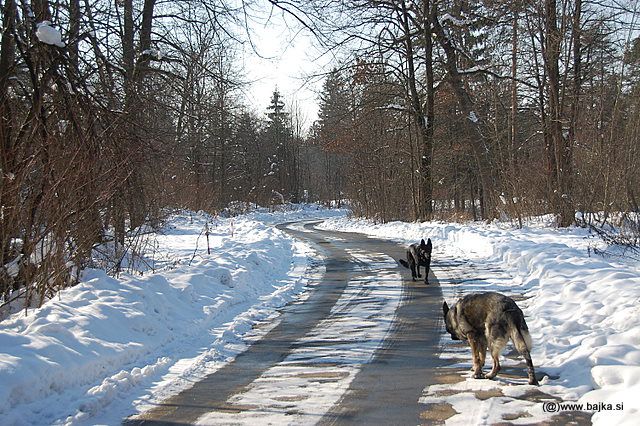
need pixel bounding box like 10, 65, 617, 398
126, 221, 448, 425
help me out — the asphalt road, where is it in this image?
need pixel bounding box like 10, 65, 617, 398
125, 221, 447, 425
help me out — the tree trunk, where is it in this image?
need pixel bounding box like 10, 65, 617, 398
69, 0, 80, 69
400, 0, 433, 220
0, 0, 17, 289
432, 15, 496, 219
544, 0, 574, 226
564, 0, 581, 222
422, 0, 435, 220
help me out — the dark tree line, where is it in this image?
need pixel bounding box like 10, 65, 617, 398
2, 0, 640, 309
0, 0, 302, 309
305, 0, 640, 226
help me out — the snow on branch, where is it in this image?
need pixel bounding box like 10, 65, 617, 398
459, 64, 538, 89
36, 21, 65, 48
440, 13, 472, 27
458, 65, 487, 74
141, 49, 164, 61
376, 103, 409, 112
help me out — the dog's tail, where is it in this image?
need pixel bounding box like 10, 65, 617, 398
510, 312, 539, 385
398, 259, 410, 269
509, 312, 533, 353
512, 324, 533, 354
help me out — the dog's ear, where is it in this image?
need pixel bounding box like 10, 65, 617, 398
421, 239, 426, 247
442, 301, 449, 316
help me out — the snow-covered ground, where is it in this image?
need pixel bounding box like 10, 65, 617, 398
0, 206, 346, 425
319, 216, 640, 425
1, 205, 638, 425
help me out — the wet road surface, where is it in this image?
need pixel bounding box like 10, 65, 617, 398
124, 220, 590, 425
126, 221, 446, 425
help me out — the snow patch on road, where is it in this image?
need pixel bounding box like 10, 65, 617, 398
196, 250, 403, 425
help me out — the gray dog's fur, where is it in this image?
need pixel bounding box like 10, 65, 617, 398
443, 292, 539, 385
398, 238, 432, 283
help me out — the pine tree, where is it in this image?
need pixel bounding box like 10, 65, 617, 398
314, 69, 352, 204
264, 89, 298, 202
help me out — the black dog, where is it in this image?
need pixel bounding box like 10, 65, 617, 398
398, 238, 432, 283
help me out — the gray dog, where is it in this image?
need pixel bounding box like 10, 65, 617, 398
443, 292, 539, 385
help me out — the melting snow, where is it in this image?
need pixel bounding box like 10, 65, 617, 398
319, 216, 640, 425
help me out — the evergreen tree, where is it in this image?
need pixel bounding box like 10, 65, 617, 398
231, 111, 264, 203
315, 69, 352, 204
264, 89, 298, 202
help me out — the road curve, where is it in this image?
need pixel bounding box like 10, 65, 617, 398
125, 221, 446, 425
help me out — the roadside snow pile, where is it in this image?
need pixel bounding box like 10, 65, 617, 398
320, 217, 640, 425
0, 206, 345, 425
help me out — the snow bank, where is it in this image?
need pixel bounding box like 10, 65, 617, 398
3, 203, 635, 425
320, 216, 640, 424
0, 206, 346, 425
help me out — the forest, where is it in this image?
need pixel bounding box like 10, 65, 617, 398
1, 0, 639, 306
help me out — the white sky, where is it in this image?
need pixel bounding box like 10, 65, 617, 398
239, 8, 327, 130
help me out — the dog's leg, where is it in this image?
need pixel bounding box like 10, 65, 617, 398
424, 259, 431, 284
512, 327, 539, 385
486, 337, 507, 380
408, 255, 417, 281
467, 333, 485, 379
477, 335, 488, 369
523, 352, 539, 385
486, 351, 501, 379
